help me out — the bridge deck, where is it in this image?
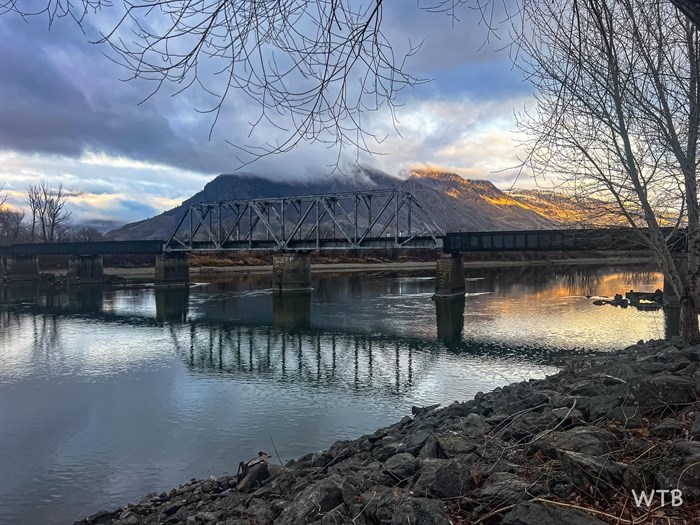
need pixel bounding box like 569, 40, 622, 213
443, 228, 686, 253
0, 228, 686, 256
0, 240, 165, 256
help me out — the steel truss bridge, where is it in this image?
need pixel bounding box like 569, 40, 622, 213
164, 189, 444, 252
0, 188, 688, 257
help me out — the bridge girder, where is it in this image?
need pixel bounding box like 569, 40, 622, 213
164, 189, 445, 252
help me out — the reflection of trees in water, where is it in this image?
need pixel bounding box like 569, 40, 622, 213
619, 271, 660, 288
464, 264, 661, 298
0, 308, 63, 364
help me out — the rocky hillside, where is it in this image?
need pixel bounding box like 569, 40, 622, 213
106, 168, 614, 240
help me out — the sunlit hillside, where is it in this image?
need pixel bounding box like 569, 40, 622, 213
504, 189, 628, 227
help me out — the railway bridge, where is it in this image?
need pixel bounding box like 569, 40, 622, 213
0, 189, 687, 303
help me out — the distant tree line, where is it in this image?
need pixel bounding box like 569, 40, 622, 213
0, 180, 103, 245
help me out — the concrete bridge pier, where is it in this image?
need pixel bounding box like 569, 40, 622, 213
67, 255, 104, 284
2, 255, 39, 282
272, 253, 311, 292
155, 253, 189, 286
434, 253, 466, 298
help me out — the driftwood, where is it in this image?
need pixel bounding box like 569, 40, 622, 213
236, 451, 270, 483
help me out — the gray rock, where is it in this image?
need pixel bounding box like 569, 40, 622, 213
652, 417, 684, 438
655, 441, 700, 502
372, 443, 402, 463
606, 406, 642, 427
413, 458, 474, 498
588, 393, 623, 420
692, 412, 700, 439
85, 510, 121, 524
404, 428, 433, 452
552, 407, 583, 420
354, 486, 407, 523
161, 500, 186, 517
436, 435, 475, 458
418, 436, 444, 459
463, 413, 489, 433
412, 404, 440, 416
390, 498, 451, 525
384, 453, 420, 479
276, 477, 344, 524
245, 501, 279, 525
558, 450, 626, 489
319, 503, 351, 524
473, 472, 532, 504
537, 426, 615, 456
503, 501, 609, 525
629, 375, 696, 413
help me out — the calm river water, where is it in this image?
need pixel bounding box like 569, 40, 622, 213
0, 264, 673, 523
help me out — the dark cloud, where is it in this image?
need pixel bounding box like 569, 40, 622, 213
0, 2, 534, 222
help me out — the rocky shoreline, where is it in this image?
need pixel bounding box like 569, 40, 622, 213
77, 338, 700, 525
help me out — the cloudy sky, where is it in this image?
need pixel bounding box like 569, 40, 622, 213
0, 1, 538, 225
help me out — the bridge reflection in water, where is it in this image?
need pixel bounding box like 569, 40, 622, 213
0, 279, 581, 397
0, 265, 681, 391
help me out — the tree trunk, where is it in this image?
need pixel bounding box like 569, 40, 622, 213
680, 295, 700, 344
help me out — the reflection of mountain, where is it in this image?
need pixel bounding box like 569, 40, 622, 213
105, 168, 623, 240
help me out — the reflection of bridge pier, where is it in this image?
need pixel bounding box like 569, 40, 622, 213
1, 255, 39, 282
272, 290, 311, 330
155, 286, 190, 322
0, 281, 39, 304
66, 284, 103, 313
435, 295, 465, 345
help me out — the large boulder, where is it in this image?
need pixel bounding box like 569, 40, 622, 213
413, 458, 475, 498
384, 453, 421, 480
275, 476, 344, 525
655, 441, 700, 503
536, 426, 616, 457
558, 450, 626, 489
628, 375, 696, 414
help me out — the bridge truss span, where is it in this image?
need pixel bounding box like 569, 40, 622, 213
164, 189, 444, 252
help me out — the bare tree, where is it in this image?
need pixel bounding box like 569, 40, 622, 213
509, 0, 699, 342
0, 209, 25, 244
26, 181, 72, 242
69, 225, 103, 242
0, 182, 25, 244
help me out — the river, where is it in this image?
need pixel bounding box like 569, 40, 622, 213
0, 263, 673, 524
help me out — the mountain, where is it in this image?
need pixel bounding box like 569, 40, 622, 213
106, 168, 607, 241
504, 189, 627, 227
